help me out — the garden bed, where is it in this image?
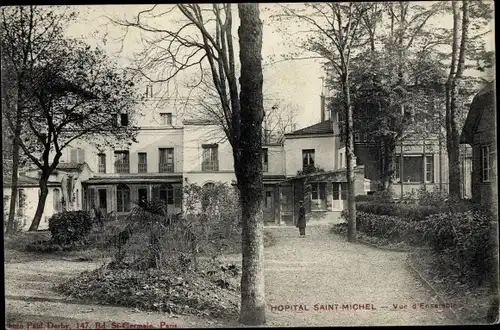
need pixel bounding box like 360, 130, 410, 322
408, 250, 496, 324
56, 258, 240, 319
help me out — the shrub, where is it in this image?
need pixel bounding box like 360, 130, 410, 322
355, 190, 394, 203
356, 201, 472, 222
415, 211, 495, 285
49, 211, 93, 245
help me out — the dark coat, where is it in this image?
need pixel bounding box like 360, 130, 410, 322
296, 205, 306, 228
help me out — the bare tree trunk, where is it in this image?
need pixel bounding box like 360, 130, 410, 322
29, 176, 49, 231
6, 118, 22, 234
237, 3, 266, 325
446, 0, 469, 199
343, 77, 356, 243
381, 139, 396, 191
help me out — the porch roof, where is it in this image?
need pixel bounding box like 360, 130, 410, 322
279, 169, 347, 184
84, 175, 183, 185
285, 120, 333, 137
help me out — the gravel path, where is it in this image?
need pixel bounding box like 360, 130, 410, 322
259, 226, 457, 327
5, 226, 457, 328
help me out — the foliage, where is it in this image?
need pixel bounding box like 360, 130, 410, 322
105, 182, 242, 271
1, 5, 141, 230
56, 258, 240, 318
415, 211, 495, 285
48, 211, 93, 246
356, 200, 472, 222
354, 190, 394, 203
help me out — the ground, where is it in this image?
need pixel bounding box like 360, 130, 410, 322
5, 226, 457, 328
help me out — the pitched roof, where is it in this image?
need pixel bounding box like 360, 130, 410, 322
460, 80, 495, 144
285, 120, 333, 136
56, 162, 86, 172
3, 175, 60, 187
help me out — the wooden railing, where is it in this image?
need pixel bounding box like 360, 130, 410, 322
115, 163, 130, 173
202, 161, 218, 172
159, 163, 174, 172
138, 163, 147, 173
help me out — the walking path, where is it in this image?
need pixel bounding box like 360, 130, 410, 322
5, 226, 456, 328
259, 226, 456, 326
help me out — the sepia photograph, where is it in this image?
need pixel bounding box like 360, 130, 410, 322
2, 2, 497, 328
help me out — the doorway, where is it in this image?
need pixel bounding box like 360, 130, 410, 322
263, 187, 275, 223
97, 189, 107, 215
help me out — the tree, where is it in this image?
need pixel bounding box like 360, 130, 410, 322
1, 6, 74, 234
2, 6, 140, 231
263, 101, 298, 143
109, 4, 266, 324
444, 0, 493, 198
274, 3, 371, 242
183, 75, 296, 145
237, 4, 266, 323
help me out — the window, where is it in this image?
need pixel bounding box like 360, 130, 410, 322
160, 113, 173, 125
18, 189, 26, 210
202, 144, 219, 171
116, 184, 131, 212
53, 188, 62, 212
159, 184, 174, 204
339, 153, 344, 168
311, 183, 326, 200
394, 154, 434, 183
264, 190, 272, 208
97, 153, 106, 173
70, 148, 85, 163
159, 148, 174, 172
403, 156, 422, 182
262, 148, 269, 172
203, 182, 215, 189
76, 189, 80, 208
138, 152, 147, 173
481, 145, 491, 182
425, 155, 434, 183
332, 182, 347, 200
88, 188, 96, 210
395, 157, 401, 182
114, 150, 130, 173
138, 188, 148, 205
120, 113, 129, 126
145, 84, 153, 98
302, 149, 315, 171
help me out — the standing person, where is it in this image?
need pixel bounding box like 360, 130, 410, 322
296, 200, 306, 237
93, 203, 104, 228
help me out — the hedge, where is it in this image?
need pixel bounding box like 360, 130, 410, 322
343, 210, 495, 285
356, 201, 473, 222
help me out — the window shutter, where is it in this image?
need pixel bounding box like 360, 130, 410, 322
78, 149, 86, 163
70, 149, 77, 163
152, 185, 160, 201
174, 186, 182, 208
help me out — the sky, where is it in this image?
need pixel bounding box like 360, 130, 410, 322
63, 3, 495, 131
